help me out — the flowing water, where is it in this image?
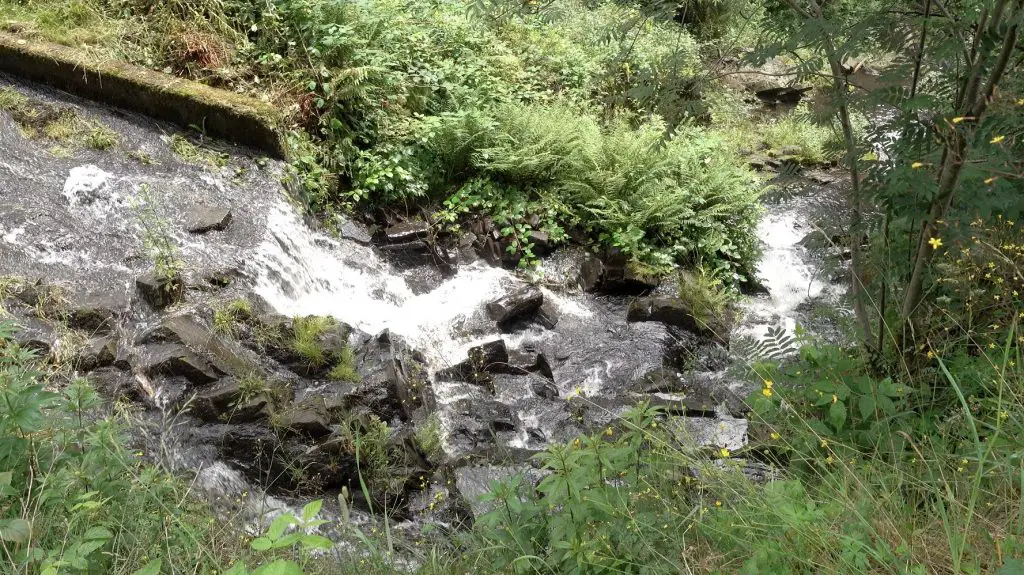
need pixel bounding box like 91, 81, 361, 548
0, 76, 848, 535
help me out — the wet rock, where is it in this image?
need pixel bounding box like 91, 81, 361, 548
12, 315, 57, 356
136, 343, 222, 385
436, 340, 511, 390
384, 221, 431, 243
406, 475, 473, 527
634, 369, 743, 414
88, 367, 144, 403
67, 291, 126, 333
191, 377, 275, 423
528, 230, 552, 255
187, 423, 285, 487
454, 465, 542, 518
136, 272, 183, 310
350, 330, 434, 422
187, 204, 232, 233
76, 336, 118, 371
142, 311, 256, 375
578, 252, 659, 294
203, 268, 237, 288
534, 300, 559, 329
446, 397, 518, 455
336, 216, 373, 245
627, 297, 730, 344
276, 403, 332, 438
532, 377, 559, 399
486, 286, 543, 325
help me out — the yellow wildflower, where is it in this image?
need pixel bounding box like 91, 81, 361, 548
762, 387, 773, 397
927, 350, 935, 359
928, 237, 943, 250
719, 447, 730, 458
831, 394, 838, 404
990, 135, 1005, 144
770, 432, 781, 440
911, 162, 925, 169
715, 500, 722, 507
985, 177, 997, 185
763, 379, 774, 389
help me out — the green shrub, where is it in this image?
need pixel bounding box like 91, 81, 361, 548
290, 315, 334, 367
327, 346, 359, 382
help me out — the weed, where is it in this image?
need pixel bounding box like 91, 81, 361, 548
169, 133, 204, 162
290, 315, 334, 367
213, 307, 237, 337
327, 346, 359, 382
84, 123, 118, 150
414, 414, 443, 462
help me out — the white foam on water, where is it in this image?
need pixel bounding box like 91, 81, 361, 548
249, 202, 515, 366
738, 208, 827, 340
63, 165, 123, 218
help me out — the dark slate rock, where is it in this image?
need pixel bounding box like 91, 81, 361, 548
337, 216, 373, 244
384, 221, 430, 243
627, 297, 730, 344
276, 403, 333, 438
186, 204, 232, 233
136, 272, 183, 310
67, 290, 127, 333
350, 330, 434, 422
76, 336, 117, 371
486, 286, 543, 324
136, 343, 221, 385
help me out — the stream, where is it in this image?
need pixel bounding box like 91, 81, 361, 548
0, 76, 850, 540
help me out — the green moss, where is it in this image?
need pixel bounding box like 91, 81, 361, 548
84, 123, 118, 150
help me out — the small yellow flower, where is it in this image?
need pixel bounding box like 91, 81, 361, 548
926, 350, 935, 359
826, 456, 834, 464
820, 439, 829, 448
770, 432, 781, 440
762, 387, 773, 397
911, 161, 925, 169
831, 394, 838, 404
985, 177, 997, 185
715, 500, 722, 507
990, 135, 1005, 144
952, 116, 970, 123
763, 379, 774, 389
719, 447, 731, 458
928, 237, 943, 250
605, 427, 613, 436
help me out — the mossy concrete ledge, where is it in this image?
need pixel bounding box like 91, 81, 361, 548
0, 33, 285, 158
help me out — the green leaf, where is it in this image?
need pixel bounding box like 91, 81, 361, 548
83, 526, 113, 541
301, 534, 334, 550
0, 471, 12, 489
997, 558, 1024, 575
828, 401, 847, 431
132, 559, 163, 575
0, 518, 30, 543
223, 562, 249, 575
302, 500, 322, 522
253, 560, 303, 575
857, 395, 875, 419
266, 514, 296, 540
250, 537, 272, 551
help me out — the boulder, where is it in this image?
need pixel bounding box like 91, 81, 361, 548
11, 315, 57, 356
627, 297, 730, 344
76, 336, 118, 371
486, 286, 543, 325
141, 311, 257, 375
383, 221, 430, 243
136, 343, 222, 385
336, 216, 373, 245
436, 340, 511, 390
190, 377, 275, 423
350, 330, 434, 422
535, 300, 559, 329
446, 397, 518, 456
67, 290, 127, 333
276, 403, 333, 438
136, 272, 183, 310
578, 252, 658, 294
186, 204, 232, 233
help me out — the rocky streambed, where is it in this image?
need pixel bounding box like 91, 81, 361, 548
0, 77, 850, 542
